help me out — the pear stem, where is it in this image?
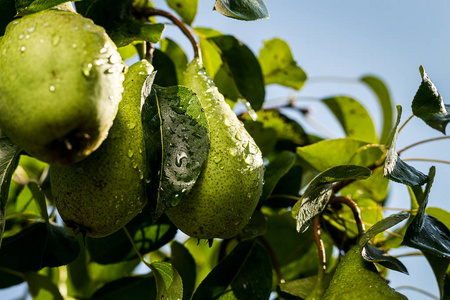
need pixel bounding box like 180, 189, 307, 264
123, 227, 152, 270
330, 196, 365, 236
313, 216, 326, 278
258, 236, 285, 284
134, 8, 200, 59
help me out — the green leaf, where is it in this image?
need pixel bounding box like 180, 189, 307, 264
25, 271, 64, 300
184, 237, 221, 287
411, 65, 450, 134
359, 211, 410, 247
258, 38, 307, 90
160, 38, 188, 83
426, 207, 450, 231
195, 27, 223, 78
296, 137, 369, 172
0, 138, 21, 247
214, 0, 269, 21
209, 35, 265, 110
75, 0, 164, 47
260, 151, 296, 202
90, 275, 157, 300
360, 243, 408, 275
360, 75, 394, 144
423, 253, 450, 300
170, 241, 196, 300
292, 165, 371, 233
0, 0, 16, 36
322, 96, 377, 143
150, 261, 183, 300
118, 44, 139, 61
383, 106, 428, 186
16, 0, 79, 15
142, 85, 210, 218
0, 268, 24, 288
167, 0, 198, 25
86, 209, 177, 265
192, 239, 272, 300
89, 259, 140, 285
239, 210, 268, 239
152, 49, 178, 86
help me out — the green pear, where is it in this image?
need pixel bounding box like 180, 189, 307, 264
50, 60, 152, 237
322, 245, 407, 300
0, 9, 125, 165
165, 58, 265, 239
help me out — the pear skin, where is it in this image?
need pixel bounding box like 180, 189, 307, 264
166, 58, 265, 239
0, 10, 125, 165
50, 60, 152, 237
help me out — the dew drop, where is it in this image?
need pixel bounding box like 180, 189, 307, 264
82, 63, 93, 77
247, 192, 252, 198
132, 161, 138, 168
213, 156, 222, 163
27, 27, 35, 33
100, 47, 108, 54
245, 154, 253, 165
25, 35, 30, 39
223, 115, 231, 127
73, 26, 79, 31
49, 85, 56, 92
19, 46, 26, 54
127, 122, 136, 129
235, 132, 242, 141
109, 53, 121, 64
52, 35, 60, 46
176, 152, 188, 167
18, 34, 24, 39
139, 171, 144, 180
128, 149, 134, 157
219, 164, 224, 170
229, 148, 237, 156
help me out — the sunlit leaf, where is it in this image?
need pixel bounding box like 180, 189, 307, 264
16, 0, 79, 15
426, 207, 450, 231
167, 0, 197, 25
195, 27, 223, 78
25, 271, 64, 300
360, 75, 394, 144
322, 96, 377, 143
359, 211, 410, 247
258, 38, 307, 90
292, 165, 371, 233
150, 261, 183, 300
214, 0, 269, 21
412, 65, 450, 134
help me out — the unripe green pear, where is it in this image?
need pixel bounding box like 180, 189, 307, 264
322, 245, 407, 299
0, 9, 125, 165
50, 60, 152, 237
165, 58, 265, 239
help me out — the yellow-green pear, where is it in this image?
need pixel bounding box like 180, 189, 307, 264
0, 9, 125, 165
165, 58, 265, 239
322, 245, 407, 299
50, 60, 152, 237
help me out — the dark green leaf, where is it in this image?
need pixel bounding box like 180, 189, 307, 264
239, 210, 268, 239
292, 165, 371, 233
159, 38, 188, 83
426, 207, 450, 231
0, 137, 20, 247
214, 0, 269, 21
195, 27, 223, 78
170, 241, 196, 299
261, 151, 296, 202
192, 239, 272, 300
142, 85, 210, 218
90, 275, 157, 300
167, 0, 198, 25
16, 0, 79, 15
359, 211, 410, 247
360, 75, 394, 144
242, 120, 277, 155
322, 96, 377, 143
209, 35, 265, 110
361, 243, 408, 274
412, 65, 450, 134
75, 0, 164, 47
0, 268, 23, 288
25, 271, 64, 300
0, 0, 16, 36
423, 253, 450, 300
259, 38, 307, 90
383, 106, 428, 186
150, 261, 183, 300
152, 49, 178, 86
42, 225, 80, 268
87, 210, 177, 264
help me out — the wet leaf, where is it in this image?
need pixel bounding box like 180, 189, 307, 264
383, 106, 428, 186
292, 165, 371, 233
209, 35, 265, 110
322, 96, 377, 143
167, 0, 197, 25
150, 261, 183, 300
412, 65, 450, 134
361, 243, 408, 275
142, 85, 210, 219
360, 75, 394, 144
258, 38, 307, 90
192, 239, 272, 299
359, 211, 410, 247
214, 0, 269, 21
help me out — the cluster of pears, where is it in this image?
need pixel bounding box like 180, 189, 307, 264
0, 7, 264, 239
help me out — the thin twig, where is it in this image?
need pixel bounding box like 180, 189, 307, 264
397, 136, 450, 155
402, 158, 450, 165
123, 227, 152, 269
134, 8, 200, 59
330, 196, 365, 236
313, 216, 326, 278
258, 236, 285, 284
397, 114, 415, 134
395, 286, 439, 300
394, 251, 423, 258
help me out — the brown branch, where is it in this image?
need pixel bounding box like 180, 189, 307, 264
330, 196, 365, 236
313, 216, 326, 277
134, 7, 200, 59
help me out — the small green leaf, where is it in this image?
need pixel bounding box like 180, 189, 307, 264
109, 21, 165, 47
359, 211, 410, 247
214, 0, 269, 21
412, 65, 450, 134
89, 275, 157, 300
195, 27, 223, 78
25, 271, 64, 300
192, 239, 272, 300
260, 151, 296, 202
16, 0, 79, 15
0, 138, 21, 247
142, 85, 210, 218
292, 165, 371, 233
0, 0, 16, 36
209, 35, 265, 110
360, 75, 394, 144
383, 106, 428, 186
322, 96, 377, 143
167, 0, 198, 25
259, 38, 307, 90
361, 243, 408, 275
150, 261, 183, 300
152, 49, 178, 86
160, 38, 188, 83
170, 241, 196, 299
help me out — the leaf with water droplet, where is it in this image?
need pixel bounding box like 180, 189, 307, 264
142, 85, 210, 219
